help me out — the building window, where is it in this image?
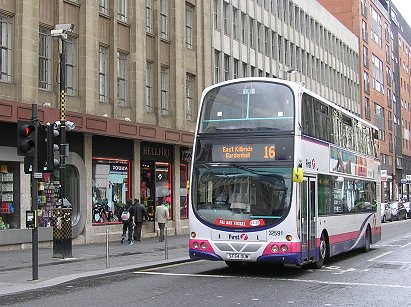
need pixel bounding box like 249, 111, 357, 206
257, 22, 262, 52
233, 8, 239, 40
161, 66, 169, 114
233, 59, 239, 79
249, 17, 254, 48
214, 50, 220, 83
223, 2, 229, 36
213, 0, 220, 30
241, 13, 246, 43
372, 54, 384, 93
370, 6, 382, 47
66, 38, 77, 96
186, 73, 194, 120
117, 0, 128, 22
185, 3, 193, 49
39, 27, 52, 90
146, 0, 153, 33
0, 14, 12, 82
224, 54, 230, 81
363, 46, 369, 68
365, 97, 371, 119
117, 51, 128, 106
242, 62, 247, 77
160, 0, 168, 39
146, 61, 153, 111
99, 46, 109, 102
99, 0, 109, 15
363, 71, 370, 94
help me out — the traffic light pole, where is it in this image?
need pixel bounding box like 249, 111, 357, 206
31, 104, 39, 280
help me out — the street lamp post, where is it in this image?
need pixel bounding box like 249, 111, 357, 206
284, 68, 298, 80
51, 24, 74, 258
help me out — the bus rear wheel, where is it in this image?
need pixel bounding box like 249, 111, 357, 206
313, 234, 327, 269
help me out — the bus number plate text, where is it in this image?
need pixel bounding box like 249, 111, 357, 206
227, 253, 251, 260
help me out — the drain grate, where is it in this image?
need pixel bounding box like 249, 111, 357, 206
368, 263, 406, 270
304, 283, 351, 293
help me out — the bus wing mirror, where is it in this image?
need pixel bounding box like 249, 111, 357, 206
293, 167, 304, 183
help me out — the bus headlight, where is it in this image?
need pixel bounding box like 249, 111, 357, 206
271, 244, 279, 253
280, 244, 288, 252
191, 232, 197, 238
200, 242, 207, 250
193, 241, 199, 249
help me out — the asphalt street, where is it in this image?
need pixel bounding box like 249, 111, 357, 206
1, 220, 411, 307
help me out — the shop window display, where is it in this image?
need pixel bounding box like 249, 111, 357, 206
92, 158, 130, 225
0, 163, 19, 230
37, 172, 60, 227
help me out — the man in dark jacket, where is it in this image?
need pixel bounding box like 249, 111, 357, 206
121, 198, 135, 245
133, 198, 148, 241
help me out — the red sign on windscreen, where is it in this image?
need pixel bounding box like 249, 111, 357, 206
215, 218, 265, 228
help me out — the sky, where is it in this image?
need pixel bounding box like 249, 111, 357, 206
391, 0, 411, 27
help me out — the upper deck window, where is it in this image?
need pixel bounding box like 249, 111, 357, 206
199, 81, 294, 133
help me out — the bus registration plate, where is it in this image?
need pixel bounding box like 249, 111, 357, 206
227, 253, 250, 260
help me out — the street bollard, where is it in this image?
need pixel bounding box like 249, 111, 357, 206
106, 229, 110, 268
165, 225, 168, 259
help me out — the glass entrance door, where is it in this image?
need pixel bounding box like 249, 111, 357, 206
300, 176, 317, 261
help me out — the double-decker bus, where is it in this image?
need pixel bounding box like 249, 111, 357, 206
189, 78, 381, 268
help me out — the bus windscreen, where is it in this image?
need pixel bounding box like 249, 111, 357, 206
192, 164, 293, 228
199, 82, 294, 133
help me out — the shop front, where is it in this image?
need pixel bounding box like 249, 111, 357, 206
140, 142, 173, 222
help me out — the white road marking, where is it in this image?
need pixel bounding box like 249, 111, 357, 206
400, 242, 411, 248
367, 251, 392, 261
133, 271, 411, 289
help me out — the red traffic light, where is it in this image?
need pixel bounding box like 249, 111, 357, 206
20, 124, 35, 137
17, 121, 37, 156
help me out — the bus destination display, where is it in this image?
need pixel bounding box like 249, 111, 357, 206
213, 144, 276, 162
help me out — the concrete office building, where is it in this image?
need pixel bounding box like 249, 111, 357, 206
212, 0, 361, 115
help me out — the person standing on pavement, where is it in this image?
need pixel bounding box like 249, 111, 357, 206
155, 203, 169, 242
133, 198, 148, 241
120, 198, 136, 245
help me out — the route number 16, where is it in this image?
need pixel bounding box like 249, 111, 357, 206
264, 145, 276, 159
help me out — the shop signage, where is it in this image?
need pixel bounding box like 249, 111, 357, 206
109, 164, 128, 173
141, 142, 174, 163
180, 147, 192, 164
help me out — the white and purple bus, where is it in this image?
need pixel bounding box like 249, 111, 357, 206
189, 78, 381, 268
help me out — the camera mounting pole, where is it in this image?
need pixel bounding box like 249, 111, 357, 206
52, 23, 74, 259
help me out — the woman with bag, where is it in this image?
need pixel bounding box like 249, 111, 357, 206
120, 199, 135, 245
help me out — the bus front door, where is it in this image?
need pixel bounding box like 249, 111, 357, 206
300, 176, 317, 263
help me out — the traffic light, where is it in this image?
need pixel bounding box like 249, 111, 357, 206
45, 123, 60, 172
17, 121, 36, 157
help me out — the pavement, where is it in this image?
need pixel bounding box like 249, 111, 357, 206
0, 234, 191, 297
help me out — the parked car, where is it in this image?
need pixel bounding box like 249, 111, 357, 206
403, 202, 411, 219
389, 202, 408, 221
380, 202, 392, 223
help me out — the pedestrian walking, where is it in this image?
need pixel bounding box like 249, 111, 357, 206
133, 198, 148, 241
155, 203, 169, 242
120, 198, 135, 245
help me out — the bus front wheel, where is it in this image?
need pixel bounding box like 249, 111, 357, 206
313, 234, 327, 269
362, 227, 371, 253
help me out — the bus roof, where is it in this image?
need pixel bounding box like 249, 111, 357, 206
201, 77, 378, 132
